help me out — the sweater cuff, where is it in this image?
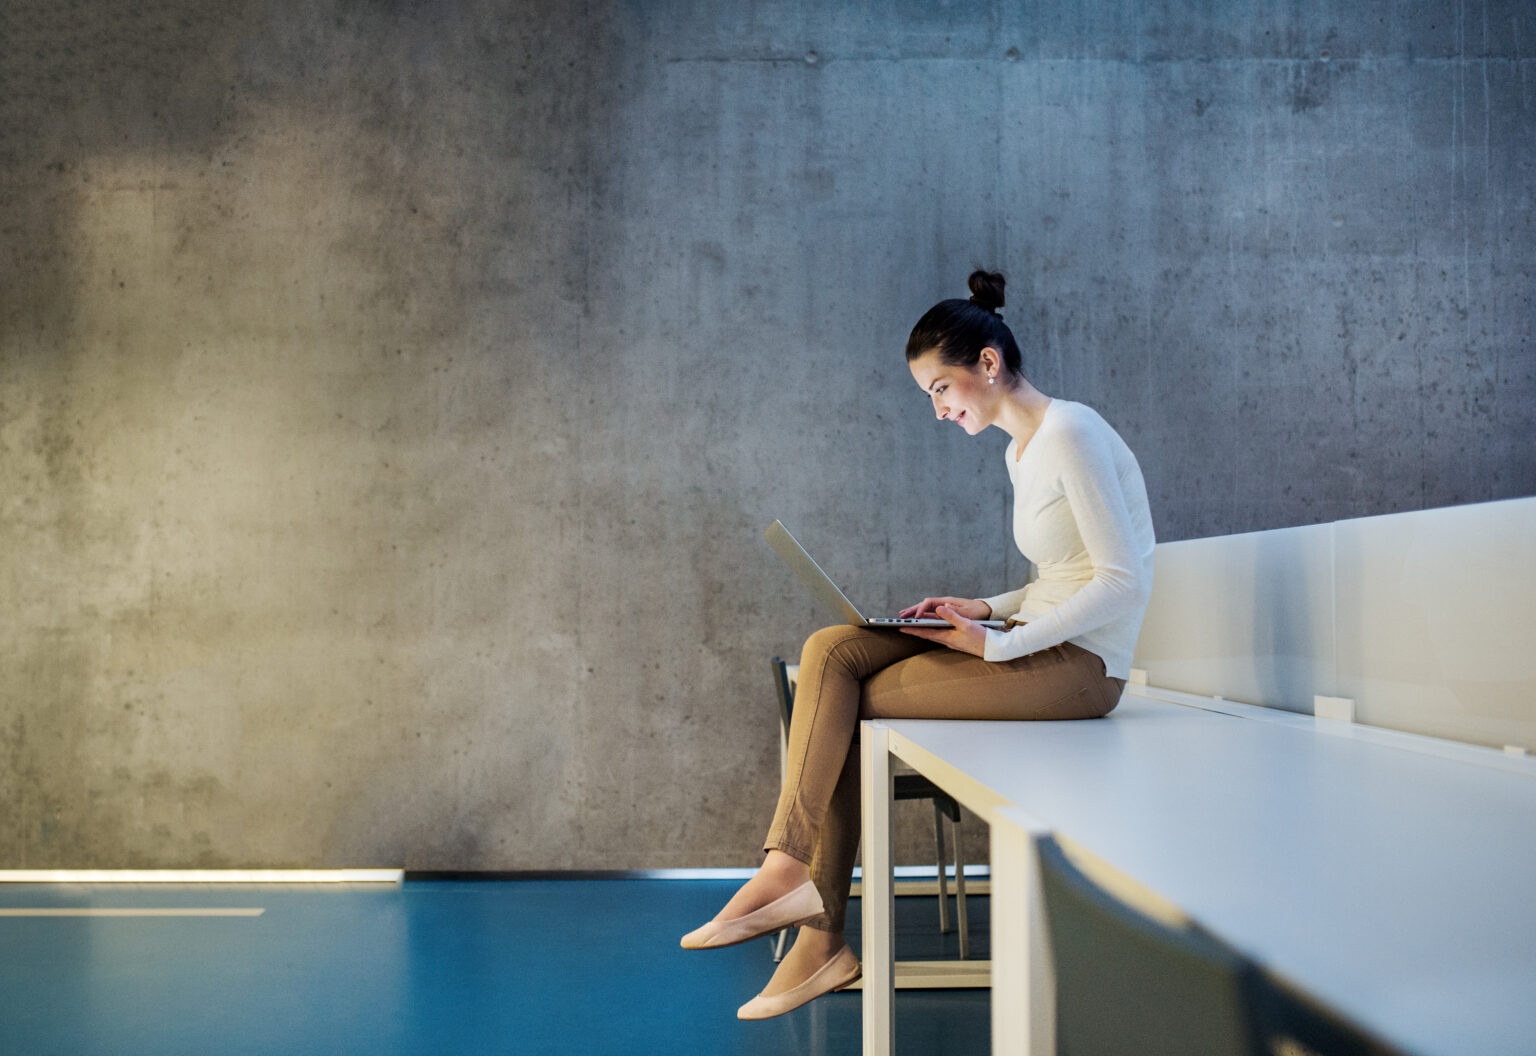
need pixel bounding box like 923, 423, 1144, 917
984, 621, 1057, 663
984, 627, 1021, 662
980, 588, 1027, 623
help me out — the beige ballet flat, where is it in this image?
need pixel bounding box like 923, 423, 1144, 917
679, 879, 824, 950
737, 944, 862, 1020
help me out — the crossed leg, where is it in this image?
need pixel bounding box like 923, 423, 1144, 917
691, 624, 1124, 1011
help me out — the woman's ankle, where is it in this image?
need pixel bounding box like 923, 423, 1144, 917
714, 851, 812, 921
793, 926, 843, 955
761, 849, 811, 885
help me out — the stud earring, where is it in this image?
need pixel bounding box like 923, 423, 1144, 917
988, 376, 995, 385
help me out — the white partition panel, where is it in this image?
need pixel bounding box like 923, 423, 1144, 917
1131, 522, 1336, 713
1333, 497, 1536, 752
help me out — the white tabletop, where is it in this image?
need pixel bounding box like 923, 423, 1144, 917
882, 697, 1536, 1056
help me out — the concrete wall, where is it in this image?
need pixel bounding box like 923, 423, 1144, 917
2, 1, 1531, 868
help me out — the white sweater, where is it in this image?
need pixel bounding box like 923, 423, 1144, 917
979, 399, 1155, 680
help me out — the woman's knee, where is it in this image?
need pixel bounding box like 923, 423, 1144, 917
800, 625, 866, 670
799, 624, 927, 687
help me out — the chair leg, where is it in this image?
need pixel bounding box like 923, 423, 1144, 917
953, 816, 969, 960
772, 927, 788, 963
933, 800, 951, 933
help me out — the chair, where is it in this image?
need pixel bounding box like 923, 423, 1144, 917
770, 656, 970, 961
1038, 834, 1407, 1056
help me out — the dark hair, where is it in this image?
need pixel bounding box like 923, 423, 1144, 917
904, 269, 1023, 378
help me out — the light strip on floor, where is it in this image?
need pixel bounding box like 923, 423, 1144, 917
0, 908, 265, 917
0, 870, 403, 884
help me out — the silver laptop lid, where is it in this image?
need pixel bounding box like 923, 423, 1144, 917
764, 521, 1008, 630
764, 520, 869, 626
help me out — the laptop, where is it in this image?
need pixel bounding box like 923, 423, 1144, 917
764, 520, 1007, 630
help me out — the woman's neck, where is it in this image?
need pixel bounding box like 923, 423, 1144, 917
994, 380, 1053, 454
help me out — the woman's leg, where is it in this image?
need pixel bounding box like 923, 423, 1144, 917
752, 736, 866, 999
746, 628, 936, 1002
708, 625, 935, 926
804, 738, 861, 934
765, 625, 937, 865
794, 641, 1125, 946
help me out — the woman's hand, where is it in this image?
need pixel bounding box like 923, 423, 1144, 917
899, 604, 990, 657
899, 596, 992, 621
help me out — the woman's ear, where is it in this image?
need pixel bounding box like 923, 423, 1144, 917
979, 346, 1001, 379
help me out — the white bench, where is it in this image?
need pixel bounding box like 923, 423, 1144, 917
859, 497, 1536, 1056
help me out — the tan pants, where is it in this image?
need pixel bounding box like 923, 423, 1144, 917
764, 625, 1125, 933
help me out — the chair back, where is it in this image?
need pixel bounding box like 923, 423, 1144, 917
1040, 835, 1407, 1056
770, 656, 795, 729
1247, 969, 1409, 1056
1038, 835, 1261, 1056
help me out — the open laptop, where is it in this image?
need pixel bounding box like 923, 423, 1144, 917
764, 520, 1007, 629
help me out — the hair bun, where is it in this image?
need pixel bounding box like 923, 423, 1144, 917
967, 269, 1006, 313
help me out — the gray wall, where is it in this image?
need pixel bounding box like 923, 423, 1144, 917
2, 1, 1531, 869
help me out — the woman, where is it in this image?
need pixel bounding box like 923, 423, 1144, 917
681, 269, 1156, 1020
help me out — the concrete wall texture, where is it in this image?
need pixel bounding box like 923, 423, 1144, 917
2, 1, 1532, 869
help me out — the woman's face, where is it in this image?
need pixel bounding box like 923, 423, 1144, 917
909, 348, 998, 435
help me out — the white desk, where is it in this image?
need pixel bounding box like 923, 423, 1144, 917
859, 695, 1536, 1056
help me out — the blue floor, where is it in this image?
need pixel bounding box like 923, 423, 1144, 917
0, 879, 990, 1055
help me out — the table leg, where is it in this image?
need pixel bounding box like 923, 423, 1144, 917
861, 721, 894, 1056
990, 809, 1055, 1056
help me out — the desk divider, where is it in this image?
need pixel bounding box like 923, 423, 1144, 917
1132, 496, 1536, 753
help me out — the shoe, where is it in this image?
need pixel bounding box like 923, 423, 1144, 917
737, 945, 861, 1020
679, 879, 824, 950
